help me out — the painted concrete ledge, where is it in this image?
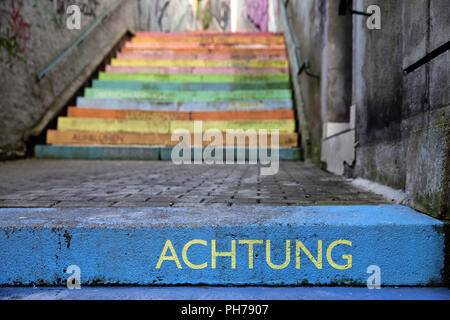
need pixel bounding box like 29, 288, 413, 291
34, 145, 301, 161
76, 98, 293, 111
0, 206, 444, 286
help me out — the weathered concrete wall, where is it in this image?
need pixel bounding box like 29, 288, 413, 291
0, 0, 137, 159
353, 0, 449, 219
280, 0, 325, 162
136, 0, 197, 32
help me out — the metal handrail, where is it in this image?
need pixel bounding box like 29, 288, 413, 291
37, 0, 122, 80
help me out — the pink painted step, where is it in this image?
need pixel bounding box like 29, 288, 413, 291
135, 31, 283, 37
124, 42, 285, 50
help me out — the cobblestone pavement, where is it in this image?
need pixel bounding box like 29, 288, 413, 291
0, 160, 386, 208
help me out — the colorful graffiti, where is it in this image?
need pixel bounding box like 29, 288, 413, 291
0, 0, 29, 66
33, 0, 100, 27
246, 0, 269, 32
210, 0, 230, 31
10, 0, 31, 53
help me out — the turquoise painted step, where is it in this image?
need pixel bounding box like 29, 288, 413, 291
84, 88, 292, 101
76, 98, 294, 111
99, 72, 290, 83
92, 80, 291, 91
34, 145, 301, 161
0, 205, 444, 285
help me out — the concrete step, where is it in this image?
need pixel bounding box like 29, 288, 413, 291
124, 42, 285, 51
46, 130, 298, 147
98, 72, 289, 83
135, 31, 284, 37
121, 47, 287, 55
92, 80, 291, 91
34, 145, 301, 161
105, 65, 288, 75
67, 107, 295, 121
117, 52, 288, 61
131, 35, 285, 44
110, 58, 288, 68
76, 98, 293, 111
84, 88, 292, 101
0, 205, 444, 285
56, 117, 296, 134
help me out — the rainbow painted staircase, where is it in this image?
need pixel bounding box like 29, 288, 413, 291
34, 32, 300, 161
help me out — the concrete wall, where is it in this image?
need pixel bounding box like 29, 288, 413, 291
0, 0, 137, 159
282, 0, 449, 219
353, 0, 449, 219
278, 0, 325, 162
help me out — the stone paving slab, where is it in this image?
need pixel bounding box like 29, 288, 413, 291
0, 160, 385, 208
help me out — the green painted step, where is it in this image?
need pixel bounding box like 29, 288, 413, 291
99, 72, 290, 83
92, 80, 291, 91
84, 88, 292, 101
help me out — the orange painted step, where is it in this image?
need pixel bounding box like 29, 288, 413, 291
47, 130, 298, 147
121, 47, 286, 55
67, 107, 295, 121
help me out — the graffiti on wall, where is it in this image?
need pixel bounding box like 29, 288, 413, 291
138, 0, 196, 33
0, 0, 29, 67
246, 0, 269, 31
155, 0, 171, 32
10, 0, 31, 53
210, 0, 230, 31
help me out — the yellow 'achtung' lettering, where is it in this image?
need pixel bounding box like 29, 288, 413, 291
155, 239, 352, 270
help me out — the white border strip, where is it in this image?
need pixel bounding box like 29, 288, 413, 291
351, 178, 407, 204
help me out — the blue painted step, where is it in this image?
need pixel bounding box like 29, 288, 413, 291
34, 145, 301, 161
0, 206, 444, 285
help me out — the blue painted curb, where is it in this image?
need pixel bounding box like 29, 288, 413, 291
76, 97, 293, 111
1, 286, 449, 300
0, 206, 444, 286
34, 145, 301, 161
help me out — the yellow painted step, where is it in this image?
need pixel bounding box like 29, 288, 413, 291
110, 58, 288, 68
57, 118, 296, 134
